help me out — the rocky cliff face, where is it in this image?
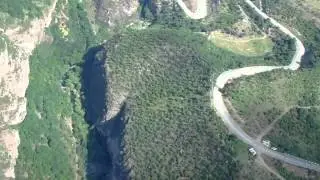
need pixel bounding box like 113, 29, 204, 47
0, 42, 28, 128
94, 0, 140, 26
0, 0, 57, 178
0, 40, 29, 178
82, 45, 128, 180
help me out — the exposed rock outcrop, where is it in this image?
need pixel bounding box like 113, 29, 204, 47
94, 0, 140, 26
82, 45, 128, 179
0, 0, 57, 178
0, 43, 28, 127
0, 130, 19, 178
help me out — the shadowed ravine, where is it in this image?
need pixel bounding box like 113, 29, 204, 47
81, 45, 129, 180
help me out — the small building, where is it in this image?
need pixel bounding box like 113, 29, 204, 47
249, 147, 257, 156
262, 140, 271, 147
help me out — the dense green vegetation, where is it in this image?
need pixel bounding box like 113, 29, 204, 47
0, 0, 276, 179
259, 0, 320, 67
225, 67, 320, 136
230, 138, 278, 180
241, 2, 296, 64
225, 0, 320, 166
0, 0, 51, 19
100, 27, 282, 179
226, 67, 320, 168
4, 0, 318, 179
266, 107, 320, 163
141, 0, 241, 32
14, 1, 95, 179
264, 29, 296, 64
269, 158, 320, 180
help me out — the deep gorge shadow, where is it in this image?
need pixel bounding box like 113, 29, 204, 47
81, 45, 129, 180
301, 49, 315, 68
139, 0, 157, 19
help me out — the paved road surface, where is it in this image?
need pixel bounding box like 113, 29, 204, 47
177, 0, 320, 172
176, 0, 207, 19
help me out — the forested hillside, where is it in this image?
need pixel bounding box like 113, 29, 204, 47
1, 0, 319, 179
0, 0, 51, 27
0, 0, 57, 178
225, 0, 320, 178
226, 67, 320, 178
83, 1, 286, 179
14, 0, 95, 179
257, 0, 320, 67
87, 25, 286, 178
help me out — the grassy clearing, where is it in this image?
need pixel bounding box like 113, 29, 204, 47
300, 0, 320, 10
208, 31, 273, 57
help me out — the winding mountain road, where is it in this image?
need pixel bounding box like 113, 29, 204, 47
176, 0, 207, 19
177, 0, 320, 172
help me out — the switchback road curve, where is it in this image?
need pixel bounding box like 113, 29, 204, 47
177, 0, 320, 172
